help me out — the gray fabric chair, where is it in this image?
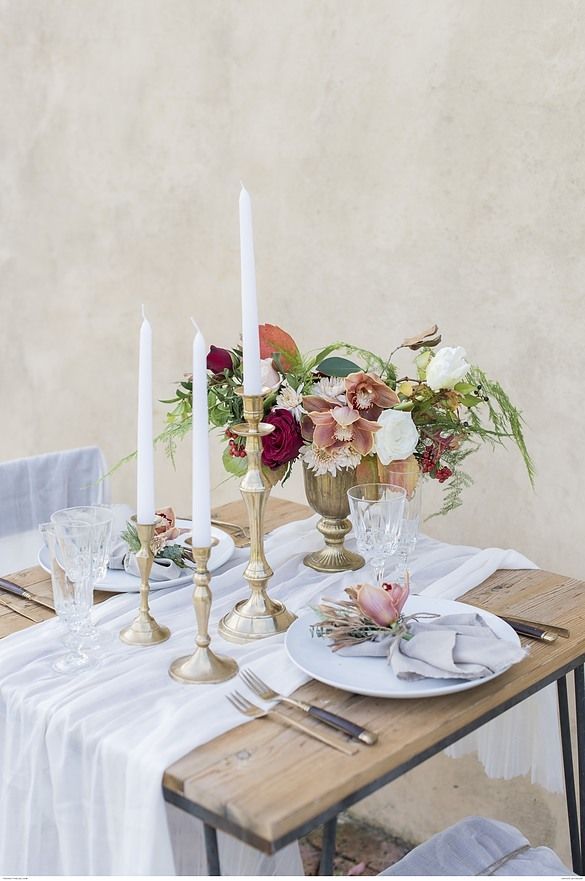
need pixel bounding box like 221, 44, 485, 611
379, 816, 572, 876
0, 447, 110, 537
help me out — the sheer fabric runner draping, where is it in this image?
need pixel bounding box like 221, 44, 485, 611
0, 515, 561, 875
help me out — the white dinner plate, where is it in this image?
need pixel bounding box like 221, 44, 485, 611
285, 595, 522, 699
38, 522, 235, 593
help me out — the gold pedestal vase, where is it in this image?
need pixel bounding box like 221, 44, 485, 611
169, 544, 238, 684
119, 518, 171, 646
303, 463, 365, 573
218, 392, 296, 643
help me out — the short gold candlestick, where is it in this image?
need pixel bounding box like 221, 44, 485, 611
119, 517, 171, 646
219, 392, 296, 643
169, 544, 238, 684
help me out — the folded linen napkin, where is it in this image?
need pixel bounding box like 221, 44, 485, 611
108, 504, 191, 582
339, 612, 526, 681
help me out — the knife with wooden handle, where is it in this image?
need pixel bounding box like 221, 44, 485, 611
501, 617, 558, 643
0, 577, 56, 612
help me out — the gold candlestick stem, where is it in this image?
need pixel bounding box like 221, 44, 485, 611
169, 545, 238, 684
119, 518, 171, 646
219, 392, 296, 643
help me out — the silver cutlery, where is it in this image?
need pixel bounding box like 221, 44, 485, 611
227, 691, 357, 755
240, 668, 378, 745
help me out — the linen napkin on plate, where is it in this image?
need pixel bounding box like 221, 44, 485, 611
339, 613, 526, 681
108, 504, 191, 582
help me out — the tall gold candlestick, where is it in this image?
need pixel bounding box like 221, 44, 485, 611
119, 517, 171, 646
169, 545, 238, 684
218, 392, 296, 643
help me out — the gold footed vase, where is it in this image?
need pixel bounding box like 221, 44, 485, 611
219, 392, 296, 643
303, 463, 365, 573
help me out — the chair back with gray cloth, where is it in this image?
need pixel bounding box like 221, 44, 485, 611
0, 447, 110, 537
379, 816, 572, 876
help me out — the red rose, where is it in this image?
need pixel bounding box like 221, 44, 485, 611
261, 409, 304, 469
207, 346, 233, 375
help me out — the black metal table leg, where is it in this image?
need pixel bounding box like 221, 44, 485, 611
204, 823, 221, 876
558, 675, 581, 873
319, 815, 338, 875
575, 665, 585, 874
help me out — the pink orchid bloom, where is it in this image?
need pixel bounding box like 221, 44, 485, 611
356, 582, 408, 626
305, 399, 380, 455
382, 581, 409, 616
345, 371, 399, 420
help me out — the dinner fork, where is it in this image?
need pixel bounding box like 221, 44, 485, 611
240, 668, 378, 745
226, 691, 357, 755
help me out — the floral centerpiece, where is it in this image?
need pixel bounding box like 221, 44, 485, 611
161, 323, 533, 516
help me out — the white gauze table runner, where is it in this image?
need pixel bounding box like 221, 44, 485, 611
0, 515, 562, 875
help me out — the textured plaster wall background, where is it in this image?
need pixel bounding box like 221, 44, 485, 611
1, 0, 583, 577
1, 0, 584, 860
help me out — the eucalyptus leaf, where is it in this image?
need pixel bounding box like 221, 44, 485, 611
316, 356, 361, 377
462, 395, 481, 407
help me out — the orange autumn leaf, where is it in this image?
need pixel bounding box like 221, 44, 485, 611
258, 324, 301, 371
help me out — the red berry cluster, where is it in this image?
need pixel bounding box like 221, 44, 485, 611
435, 466, 453, 483
420, 436, 453, 483
228, 438, 247, 458
420, 446, 437, 475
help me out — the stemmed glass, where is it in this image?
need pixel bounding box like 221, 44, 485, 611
40, 519, 97, 673
347, 484, 406, 587
381, 468, 423, 587
51, 505, 113, 651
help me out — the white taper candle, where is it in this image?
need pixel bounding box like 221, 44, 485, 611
136, 306, 156, 524
239, 184, 262, 395
191, 319, 212, 547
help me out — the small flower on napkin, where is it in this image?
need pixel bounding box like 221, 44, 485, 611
355, 582, 408, 626
118, 507, 190, 574
151, 507, 183, 553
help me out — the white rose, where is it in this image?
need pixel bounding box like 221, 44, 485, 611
260, 358, 281, 390
425, 346, 470, 391
375, 409, 419, 465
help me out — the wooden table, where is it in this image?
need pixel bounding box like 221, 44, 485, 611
3, 499, 585, 875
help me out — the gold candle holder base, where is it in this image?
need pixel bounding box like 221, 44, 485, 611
219, 595, 295, 643
119, 518, 171, 646
218, 391, 296, 643
169, 544, 238, 684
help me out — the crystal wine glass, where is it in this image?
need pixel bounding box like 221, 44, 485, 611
51, 505, 113, 650
380, 468, 423, 587
347, 484, 406, 586
40, 519, 97, 673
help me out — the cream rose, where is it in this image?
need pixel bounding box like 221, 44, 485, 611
260, 358, 281, 390
375, 409, 419, 465
425, 346, 470, 391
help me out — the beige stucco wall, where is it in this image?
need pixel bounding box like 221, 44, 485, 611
1, 0, 583, 863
